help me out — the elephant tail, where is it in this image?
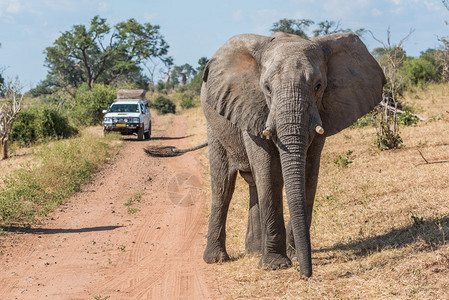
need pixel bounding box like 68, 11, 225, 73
144, 142, 208, 157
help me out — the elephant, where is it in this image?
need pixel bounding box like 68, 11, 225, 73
198, 31, 385, 279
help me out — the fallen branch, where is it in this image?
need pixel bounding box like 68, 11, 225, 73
416, 150, 449, 166
379, 102, 427, 121
144, 142, 208, 157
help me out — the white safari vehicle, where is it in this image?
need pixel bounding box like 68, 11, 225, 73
102, 90, 151, 140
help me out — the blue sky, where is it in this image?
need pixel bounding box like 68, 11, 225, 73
1, 0, 448, 89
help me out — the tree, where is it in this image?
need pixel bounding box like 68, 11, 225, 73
44, 16, 170, 90
271, 18, 365, 39
172, 64, 197, 86
437, 1, 449, 82
197, 57, 209, 73
180, 57, 209, 95
0, 77, 24, 159
436, 36, 449, 82
270, 18, 314, 39
370, 28, 414, 150
443, 0, 449, 10
400, 51, 440, 86
0, 42, 4, 94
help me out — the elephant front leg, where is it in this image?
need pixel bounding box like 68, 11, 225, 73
203, 139, 237, 264
246, 185, 262, 254
257, 176, 291, 270
243, 134, 291, 269
239, 171, 262, 255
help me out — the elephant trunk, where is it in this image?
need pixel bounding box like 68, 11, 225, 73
275, 84, 312, 279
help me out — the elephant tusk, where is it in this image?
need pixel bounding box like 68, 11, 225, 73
315, 125, 324, 135
263, 127, 272, 137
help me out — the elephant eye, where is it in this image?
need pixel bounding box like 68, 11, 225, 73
265, 84, 271, 94
314, 83, 321, 92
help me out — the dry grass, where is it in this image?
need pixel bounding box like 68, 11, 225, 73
0, 127, 123, 224
187, 84, 449, 299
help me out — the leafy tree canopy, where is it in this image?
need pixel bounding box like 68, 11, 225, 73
171, 64, 197, 86
270, 18, 365, 39
270, 19, 314, 39
44, 15, 170, 90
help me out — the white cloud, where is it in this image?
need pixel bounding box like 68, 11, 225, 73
372, 8, 383, 16
391, 0, 401, 5
423, 0, 443, 11
0, 0, 22, 15
98, 1, 109, 13
0, 0, 24, 23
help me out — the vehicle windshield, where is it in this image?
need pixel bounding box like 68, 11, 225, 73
109, 104, 140, 113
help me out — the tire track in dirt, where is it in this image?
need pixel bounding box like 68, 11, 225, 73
0, 113, 221, 299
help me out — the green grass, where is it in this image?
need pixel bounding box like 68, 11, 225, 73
123, 193, 141, 214
0, 130, 121, 225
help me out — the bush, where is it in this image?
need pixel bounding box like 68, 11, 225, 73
151, 96, 176, 114
70, 83, 117, 126
400, 56, 440, 87
399, 110, 419, 126
11, 106, 77, 146
376, 121, 403, 150
179, 94, 197, 109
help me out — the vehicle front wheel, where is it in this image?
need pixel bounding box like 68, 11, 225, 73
144, 121, 151, 140
137, 126, 144, 141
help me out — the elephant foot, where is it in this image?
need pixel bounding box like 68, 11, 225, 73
259, 253, 292, 270
245, 240, 262, 255
203, 246, 230, 264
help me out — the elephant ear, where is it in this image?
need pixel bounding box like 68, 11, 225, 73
202, 34, 270, 136
313, 33, 386, 136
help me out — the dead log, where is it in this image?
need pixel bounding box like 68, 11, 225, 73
379, 102, 427, 121
416, 150, 449, 166
144, 142, 208, 157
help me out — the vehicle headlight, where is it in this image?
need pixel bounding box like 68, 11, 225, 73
103, 117, 112, 123
132, 118, 140, 123
112, 118, 118, 123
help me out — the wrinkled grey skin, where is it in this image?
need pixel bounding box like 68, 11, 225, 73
201, 32, 385, 278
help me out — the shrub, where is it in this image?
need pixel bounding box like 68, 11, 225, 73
376, 121, 403, 150
156, 81, 166, 93
400, 56, 440, 87
11, 106, 77, 146
151, 96, 176, 114
180, 94, 197, 109
399, 110, 419, 126
70, 83, 117, 126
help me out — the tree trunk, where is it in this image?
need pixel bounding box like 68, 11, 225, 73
181, 74, 187, 86
1, 137, 8, 160
88, 78, 95, 90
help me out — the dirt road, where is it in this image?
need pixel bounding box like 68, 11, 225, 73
0, 114, 222, 299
